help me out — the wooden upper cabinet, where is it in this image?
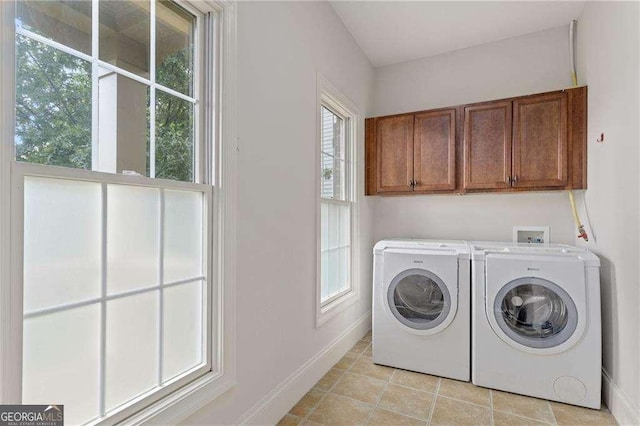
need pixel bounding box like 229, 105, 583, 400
463, 102, 512, 190
512, 92, 568, 188
375, 115, 414, 193
364, 86, 586, 196
413, 109, 456, 192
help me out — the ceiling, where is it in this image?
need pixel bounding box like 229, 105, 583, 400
329, 1, 586, 68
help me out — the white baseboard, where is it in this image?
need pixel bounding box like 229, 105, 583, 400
235, 311, 371, 425
602, 368, 640, 425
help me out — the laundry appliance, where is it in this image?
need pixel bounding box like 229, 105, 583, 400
373, 239, 470, 380
471, 242, 601, 408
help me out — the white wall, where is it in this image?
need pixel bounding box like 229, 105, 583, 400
180, 3, 639, 424
372, 25, 577, 245
371, 9, 640, 424
373, 25, 574, 117
183, 2, 374, 424
576, 2, 640, 423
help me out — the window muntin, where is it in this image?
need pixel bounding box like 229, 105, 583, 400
15, 0, 198, 182
22, 176, 102, 312
11, 1, 215, 424
155, 90, 195, 181
98, 1, 151, 78
320, 106, 345, 200
15, 34, 93, 169
16, 1, 93, 55
156, 0, 194, 97
20, 172, 208, 424
319, 99, 352, 306
320, 202, 350, 301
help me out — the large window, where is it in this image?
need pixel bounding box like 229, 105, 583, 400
1, 1, 227, 424
318, 77, 357, 321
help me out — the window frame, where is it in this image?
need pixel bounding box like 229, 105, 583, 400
11, 162, 213, 425
320, 104, 346, 201
316, 73, 360, 327
0, 1, 238, 424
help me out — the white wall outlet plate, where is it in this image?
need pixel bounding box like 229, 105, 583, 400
513, 226, 550, 245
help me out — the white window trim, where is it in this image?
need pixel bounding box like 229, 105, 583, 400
0, 1, 238, 424
316, 73, 360, 327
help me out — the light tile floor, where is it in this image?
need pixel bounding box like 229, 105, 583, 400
278, 332, 617, 426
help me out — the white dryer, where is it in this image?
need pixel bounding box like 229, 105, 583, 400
471, 242, 601, 408
373, 239, 470, 381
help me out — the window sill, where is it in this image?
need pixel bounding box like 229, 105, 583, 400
124, 371, 235, 425
316, 289, 359, 328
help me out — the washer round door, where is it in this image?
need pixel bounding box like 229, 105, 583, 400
493, 277, 578, 349
387, 268, 452, 331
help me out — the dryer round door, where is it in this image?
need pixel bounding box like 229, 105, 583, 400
493, 277, 578, 349
387, 268, 453, 333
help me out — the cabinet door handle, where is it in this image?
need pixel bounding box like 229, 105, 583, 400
512, 175, 518, 184
507, 176, 512, 185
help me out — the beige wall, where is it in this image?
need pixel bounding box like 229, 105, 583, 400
576, 2, 640, 423
371, 25, 577, 245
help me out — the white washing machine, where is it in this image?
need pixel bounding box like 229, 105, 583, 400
471, 241, 601, 408
373, 239, 470, 381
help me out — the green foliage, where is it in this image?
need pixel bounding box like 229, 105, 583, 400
323, 167, 333, 180
155, 48, 194, 182
16, 34, 195, 182
15, 35, 92, 169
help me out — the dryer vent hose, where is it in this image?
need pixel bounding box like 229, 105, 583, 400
568, 20, 588, 242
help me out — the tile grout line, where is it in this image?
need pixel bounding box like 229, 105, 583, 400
302, 366, 345, 422
363, 366, 394, 425
548, 401, 558, 425
362, 341, 388, 425
489, 389, 494, 426
333, 341, 479, 425
290, 337, 608, 426
300, 339, 371, 424
339, 340, 437, 425
355, 344, 441, 423
300, 338, 565, 426
301, 346, 362, 422
492, 408, 556, 425
329, 389, 429, 423
435, 392, 492, 410
318, 382, 429, 423
425, 377, 441, 425
490, 394, 558, 425
334, 368, 439, 395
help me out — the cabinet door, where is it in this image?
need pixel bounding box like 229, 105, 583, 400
376, 115, 414, 193
463, 102, 512, 190
413, 109, 456, 192
512, 92, 568, 188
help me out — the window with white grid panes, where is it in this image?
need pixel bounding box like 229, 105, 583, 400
320, 103, 352, 305
15, 0, 198, 182
20, 172, 209, 425
11, 1, 216, 424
